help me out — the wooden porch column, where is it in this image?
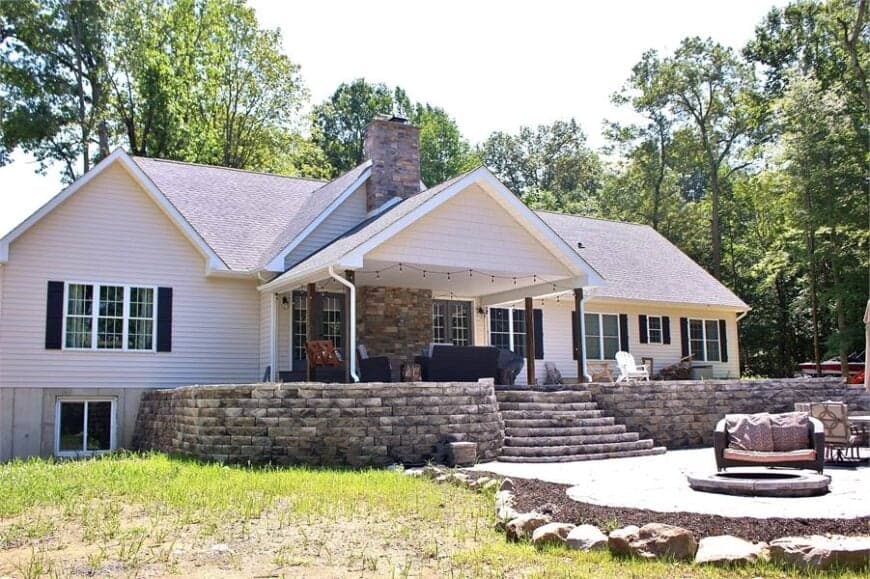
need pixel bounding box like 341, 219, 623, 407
524, 297, 536, 386
343, 270, 355, 384
306, 282, 318, 381
574, 288, 586, 383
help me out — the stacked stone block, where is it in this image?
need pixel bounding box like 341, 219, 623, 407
356, 286, 433, 362
587, 378, 870, 449
133, 382, 503, 467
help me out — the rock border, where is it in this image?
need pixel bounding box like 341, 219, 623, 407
412, 466, 869, 571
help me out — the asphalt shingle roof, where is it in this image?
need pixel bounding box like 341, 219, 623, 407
536, 211, 748, 309
133, 158, 369, 271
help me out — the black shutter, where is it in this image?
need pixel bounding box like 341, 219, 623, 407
533, 309, 544, 359
156, 287, 173, 352
618, 314, 629, 352
571, 311, 578, 360
45, 281, 64, 349
662, 316, 671, 344
719, 319, 728, 362
680, 317, 689, 357
638, 315, 648, 344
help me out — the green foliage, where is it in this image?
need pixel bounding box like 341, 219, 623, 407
0, 0, 109, 180
479, 119, 602, 212
311, 78, 476, 184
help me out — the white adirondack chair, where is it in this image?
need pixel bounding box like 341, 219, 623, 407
615, 351, 650, 383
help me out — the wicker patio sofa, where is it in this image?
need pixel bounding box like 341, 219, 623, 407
714, 412, 825, 473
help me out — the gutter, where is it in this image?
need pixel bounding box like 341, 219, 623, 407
328, 266, 359, 382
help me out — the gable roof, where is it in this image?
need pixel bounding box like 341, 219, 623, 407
537, 211, 749, 310
260, 161, 371, 270
0, 149, 226, 270
261, 167, 604, 292
133, 157, 328, 271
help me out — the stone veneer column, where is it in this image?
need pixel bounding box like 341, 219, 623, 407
356, 286, 433, 363
363, 117, 421, 212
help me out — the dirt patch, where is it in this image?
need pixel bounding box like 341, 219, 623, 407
493, 475, 870, 543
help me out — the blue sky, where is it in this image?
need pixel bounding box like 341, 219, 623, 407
0, 0, 781, 237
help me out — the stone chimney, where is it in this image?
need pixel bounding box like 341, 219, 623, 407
363, 115, 421, 212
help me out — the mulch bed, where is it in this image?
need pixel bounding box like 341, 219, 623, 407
479, 474, 870, 543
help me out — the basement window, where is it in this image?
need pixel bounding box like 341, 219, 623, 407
55, 398, 116, 456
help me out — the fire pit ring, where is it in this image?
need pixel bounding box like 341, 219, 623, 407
687, 470, 831, 497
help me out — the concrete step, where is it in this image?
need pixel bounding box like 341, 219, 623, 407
502, 417, 616, 429
498, 446, 667, 463
504, 431, 640, 447
496, 401, 599, 412
504, 424, 627, 438
500, 439, 655, 458
500, 409, 604, 421
495, 384, 592, 393
495, 390, 592, 403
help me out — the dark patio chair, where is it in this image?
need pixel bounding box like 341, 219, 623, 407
357, 344, 392, 383
415, 345, 499, 382
496, 348, 525, 386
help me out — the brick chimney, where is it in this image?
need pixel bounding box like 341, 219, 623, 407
363, 115, 421, 212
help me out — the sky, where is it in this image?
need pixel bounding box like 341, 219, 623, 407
0, 0, 782, 238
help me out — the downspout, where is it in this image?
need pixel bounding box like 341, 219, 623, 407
736, 310, 749, 322
328, 266, 359, 382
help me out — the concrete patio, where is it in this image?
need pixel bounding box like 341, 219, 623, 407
472, 448, 870, 519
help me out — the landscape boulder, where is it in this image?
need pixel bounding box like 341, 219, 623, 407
609, 523, 697, 560
531, 522, 575, 547
695, 535, 768, 566
608, 525, 640, 556
567, 525, 609, 552
768, 535, 870, 571
506, 512, 552, 542
494, 490, 519, 525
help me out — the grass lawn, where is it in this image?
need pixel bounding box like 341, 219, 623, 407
0, 453, 863, 578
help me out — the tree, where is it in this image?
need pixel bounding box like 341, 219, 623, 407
106, 0, 315, 173
478, 119, 602, 212
622, 38, 766, 279
311, 78, 476, 182
0, 0, 108, 181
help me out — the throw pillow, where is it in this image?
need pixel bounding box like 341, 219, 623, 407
769, 412, 810, 451
725, 413, 774, 451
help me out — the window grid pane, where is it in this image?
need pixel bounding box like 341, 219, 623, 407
648, 316, 662, 343
689, 319, 705, 361
512, 309, 526, 357
97, 285, 124, 349
293, 293, 307, 361
127, 287, 154, 350
58, 402, 85, 452
432, 301, 447, 344
450, 302, 470, 346
705, 320, 720, 362
85, 401, 112, 451
65, 284, 93, 348
321, 295, 343, 350
489, 309, 511, 350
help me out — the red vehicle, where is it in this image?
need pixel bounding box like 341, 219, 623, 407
798, 351, 866, 378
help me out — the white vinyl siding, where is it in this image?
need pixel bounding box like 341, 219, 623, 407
0, 163, 261, 388
284, 184, 367, 269
367, 184, 571, 276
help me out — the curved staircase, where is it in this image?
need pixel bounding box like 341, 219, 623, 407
496, 388, 666, 463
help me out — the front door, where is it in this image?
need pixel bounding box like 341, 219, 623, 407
291, 291, 345, 370
431, 299, 472, 346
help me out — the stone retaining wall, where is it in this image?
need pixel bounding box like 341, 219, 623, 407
588, 378, 870, 449
132, 381, 503, 467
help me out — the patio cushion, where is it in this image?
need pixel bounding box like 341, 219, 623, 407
725, 413, 774, 452
769, 412, 811, 451
723, 448, 816, 462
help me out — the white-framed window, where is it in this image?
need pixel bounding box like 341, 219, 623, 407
489, 308, 527, 357
689, 318, 721, 362
63, 283, 156, 351
647, 315, 663, 344
432, 300, 472, 346
55, 397, 116, 456
584, 313, 620, 360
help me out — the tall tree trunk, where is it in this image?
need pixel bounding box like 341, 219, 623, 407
775, 274, 790, 376
709, 168, 722, 279
805, 184, 822, 376
70, 3, 90, 174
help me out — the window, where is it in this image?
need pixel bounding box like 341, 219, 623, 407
63, 283, 156, 351
584, 313, 620, 360
55, 398, 115, 456
321, 294, 343, 350
292, 292, 307, 362
489, 308, 528, 357
688, 318, 721, 362
432, 300, 472, 346
647, 316, 663, 344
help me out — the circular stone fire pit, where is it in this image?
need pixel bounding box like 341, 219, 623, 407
687, 471, 831, 497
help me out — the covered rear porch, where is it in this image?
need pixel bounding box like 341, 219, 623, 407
258, 167, 603, 384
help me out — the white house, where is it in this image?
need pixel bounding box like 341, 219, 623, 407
0, 116, 748, 460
